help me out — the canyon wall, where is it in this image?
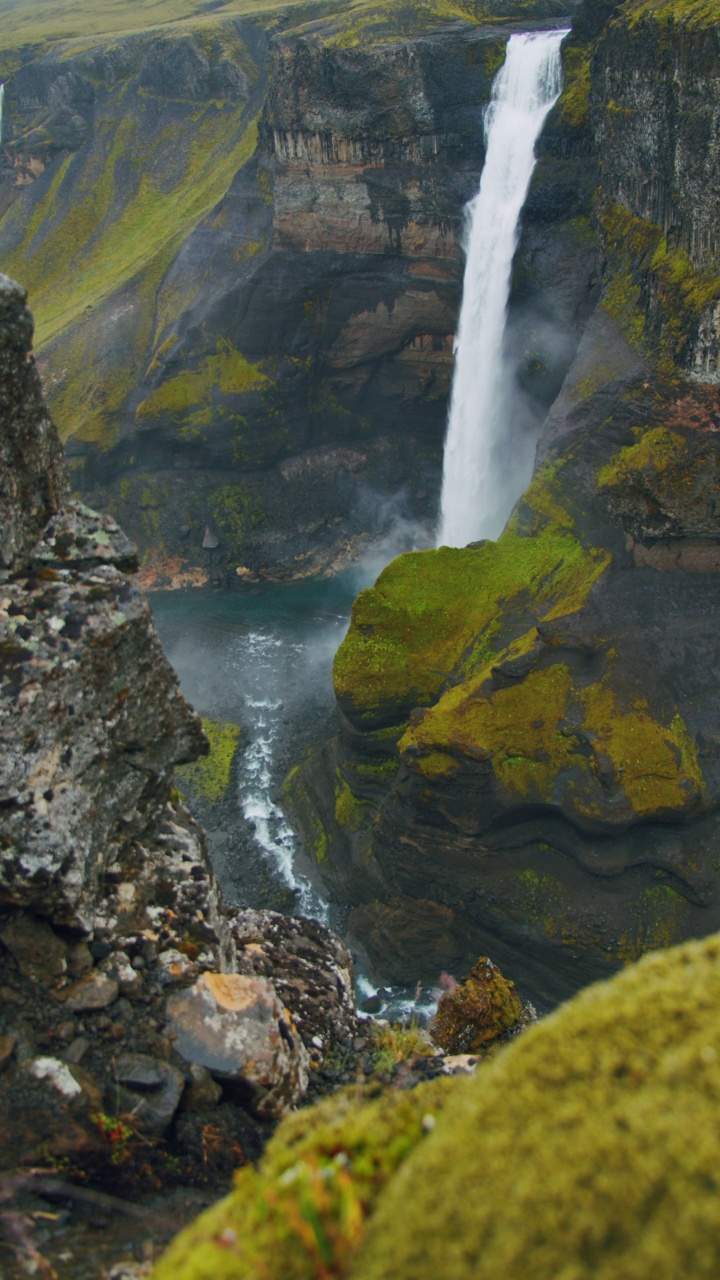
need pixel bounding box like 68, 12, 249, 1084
0, 274, 356, 1181
292, 0, 720, 1009
0, 0, 590, 585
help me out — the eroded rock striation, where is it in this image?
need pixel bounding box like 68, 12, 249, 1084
289, 0, 720, 1009
0, 275, 356, 1178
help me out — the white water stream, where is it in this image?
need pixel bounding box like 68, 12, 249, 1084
0, 84, 4, 151
437, 29, 569, 548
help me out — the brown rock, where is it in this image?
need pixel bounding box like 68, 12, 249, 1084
0, 913, 68, 985
166, 972, 308, 1119
430, 958, 524, 1055
0, 1033, 17, 1070
63, 970, 119, 1011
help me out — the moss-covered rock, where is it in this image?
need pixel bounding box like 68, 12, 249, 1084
430, 956, 524, 1053
151, 1077, 455, 1280
177, 717, 241, 805
333, 462, 610, 730
155, 932, 720, 1280
354, 931, 720, 1280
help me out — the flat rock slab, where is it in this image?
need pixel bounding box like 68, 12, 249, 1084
62, 970, 119, 1011
166, 972, 308, 1118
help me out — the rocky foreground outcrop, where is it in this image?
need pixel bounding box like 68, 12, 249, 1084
153, 929, 720, 1280
0, 274, 357, 1181
0, 0, 592, 585
290, 0, 720, 1009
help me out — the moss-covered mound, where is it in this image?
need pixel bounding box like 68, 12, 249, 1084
155, 932, 720, 1280
355, 931, 720, 1280
152, 1077, 455, 1280
333, 462, 611, 731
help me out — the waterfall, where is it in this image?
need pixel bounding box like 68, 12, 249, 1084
437, 29, 569, 549
0, 84, 4, 151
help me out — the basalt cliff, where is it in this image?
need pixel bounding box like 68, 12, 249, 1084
0, 0, 592, 585
289, 0, 720, 1008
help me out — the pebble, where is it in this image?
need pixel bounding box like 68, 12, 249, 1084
0, 1034, 17, 1070
63, 971, 119, 1011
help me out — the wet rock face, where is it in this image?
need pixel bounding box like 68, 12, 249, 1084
0, 276, 67, 568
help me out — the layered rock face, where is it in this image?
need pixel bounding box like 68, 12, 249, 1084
0, 0, 592, 585
0, 275, 356, 1175
291, 0, 720, 1008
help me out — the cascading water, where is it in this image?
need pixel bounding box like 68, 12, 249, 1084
437, 29, 569, 549
0, 84, 4, 151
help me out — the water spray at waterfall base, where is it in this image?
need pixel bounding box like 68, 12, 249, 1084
437, 29, 569, 549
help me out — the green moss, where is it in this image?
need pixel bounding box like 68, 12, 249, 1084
354, 759, 400, 783
176, 718, 240, 805
557, 45, 591, 128
152, 1076, 455, 1280
333, 463, 610, 730
354, 931, 720, 1280
622, 0, 720, 28
619, 882, 691, 961
401, 658, 705, 825
137, 338, 269, 420
208, 481, 263, 562
334, 774, 368, 830
598, 203, 720, 372
597, 426, 686, 489
430, 956, 523, 1054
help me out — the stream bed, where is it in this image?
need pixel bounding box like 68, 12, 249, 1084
150, 573, 437, 1022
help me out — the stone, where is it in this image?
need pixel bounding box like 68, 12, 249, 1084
0, 1033, 17, 1069
430, 958, 525, 1055
166, 972, 309, 1118
0, 914, 68, 985
180, 1062, 223, 1112
62, 971, 119, 1011
156, 949, 197, 985
232, 910, 356, 1065
114, 1053, 185, 1135
100, 951, 143, 998
64, 1037, 89, 1064
67, 943, 94, 977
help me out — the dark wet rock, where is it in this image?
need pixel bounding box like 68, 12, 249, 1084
0, 913, 68, 986
180, 1062, 223, 1113
166, 972, 309, 1119
0, 276, 67, 569
115, 1054, 186, 1136
173, 1102, 264, 1181
0, 1033, 17, 1069
232, 909, 357, 1065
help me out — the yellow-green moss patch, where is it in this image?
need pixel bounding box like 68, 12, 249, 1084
176, 717, 240, 804
355, 932, 720, 1280
401, 661, 705, 825
152, 1076, 455, 1280
333, 463, 610, 730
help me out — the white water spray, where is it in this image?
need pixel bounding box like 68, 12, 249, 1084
437, 29, 569, 548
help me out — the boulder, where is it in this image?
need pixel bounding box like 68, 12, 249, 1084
429, 957, 525, 1054
166, 972, 309, 1118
